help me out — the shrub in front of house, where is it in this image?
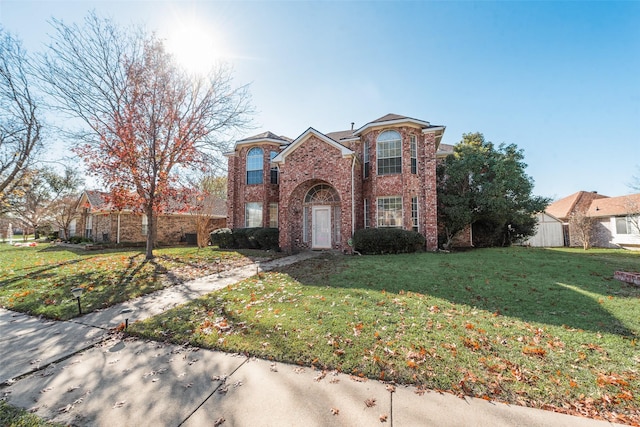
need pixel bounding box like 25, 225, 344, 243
252, 228, 279, 251
210, 227, 280, 251
353, 228, 425, 254
232, 228, 260, 249
210, 228, 234, 249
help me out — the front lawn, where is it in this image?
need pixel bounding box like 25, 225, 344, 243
0, 243, 280, 320
129, 248, 640, 425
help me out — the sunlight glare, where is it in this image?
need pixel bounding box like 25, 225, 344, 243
166, 21, 225, 75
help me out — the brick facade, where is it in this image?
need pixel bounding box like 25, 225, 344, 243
75, 191, 226, 245
226, 114, 446, 253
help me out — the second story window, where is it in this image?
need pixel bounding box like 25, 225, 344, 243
270, 151, 279, 184
377, 130, 402, 175
410, 135, 417, 174
363, 142, 370, 178
246, 147, 263, 185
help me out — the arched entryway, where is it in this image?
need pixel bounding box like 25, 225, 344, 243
303, 184, 340, 249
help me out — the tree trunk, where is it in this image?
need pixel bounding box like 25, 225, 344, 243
145, 208, 155, 260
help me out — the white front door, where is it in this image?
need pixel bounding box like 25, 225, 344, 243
312, 206, 331, 249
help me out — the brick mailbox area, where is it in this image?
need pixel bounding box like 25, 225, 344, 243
614, 271, 640, 287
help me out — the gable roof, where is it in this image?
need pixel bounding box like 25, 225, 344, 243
546, 191, 609, 220
587, 193, 640, 217
235, 131, 291, 147
354, 113, 443, 134
272, 127, 354, 164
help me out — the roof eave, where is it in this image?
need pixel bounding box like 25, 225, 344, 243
353, 117, 432, 135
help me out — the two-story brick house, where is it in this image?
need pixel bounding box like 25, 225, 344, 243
226, 113, 446, 253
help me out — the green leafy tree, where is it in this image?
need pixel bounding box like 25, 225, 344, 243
437, 132, 549, 248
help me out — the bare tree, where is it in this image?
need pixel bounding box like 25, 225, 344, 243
5, 166, 82, 239
38, 13, 252, 259
0, 28, 43, 208
623, 197, 640, 236
569, 210, 595, 250
630, 166, 640, 192
189, 175, 227, 248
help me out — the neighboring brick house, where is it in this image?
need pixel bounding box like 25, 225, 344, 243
546, 191, 609, 247
226, 113, 446, 253
542, 191, 640, 248
73, 190, 226, 245
586, 193, 640, 249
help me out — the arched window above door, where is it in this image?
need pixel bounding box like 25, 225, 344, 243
304, 184, 340, 204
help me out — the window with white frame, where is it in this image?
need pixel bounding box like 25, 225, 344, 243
411, 196, 419, 231
270, 151, 279, 184
377, 196, 403, 228
245, 202, 263, 227
364, 199, 370, 228
269, 203, 279, 228
377, 130, 402, 175
616, 216, 640, 235
363, 141, 370, 178
85, 215, 93, 239
410, 135, 417, 174
141, 214, 148, 235
246, 147, 263, 185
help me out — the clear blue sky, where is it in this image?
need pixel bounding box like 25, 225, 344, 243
2, 1, 639, 200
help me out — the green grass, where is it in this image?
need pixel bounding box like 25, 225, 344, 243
0, 401, 65, 427
0, 243, 280, 320
129, 247, 640, 424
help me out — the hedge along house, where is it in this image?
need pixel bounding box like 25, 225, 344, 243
74, 190, 226, 245
226, 113, 446, 253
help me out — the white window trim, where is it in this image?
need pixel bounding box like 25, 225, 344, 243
377, 196, 403, 228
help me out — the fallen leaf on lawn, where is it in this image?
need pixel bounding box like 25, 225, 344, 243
270, 363, 278, 372
364, 398, 377, 408
380, 414, 388, 422
329, 378, 340, 384
386, 385, 396, 393
331, 407, 340, 415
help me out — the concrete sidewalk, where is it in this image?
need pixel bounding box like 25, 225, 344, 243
0, 253, 624, 426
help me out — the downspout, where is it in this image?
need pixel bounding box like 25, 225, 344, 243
351, 154, 356, 236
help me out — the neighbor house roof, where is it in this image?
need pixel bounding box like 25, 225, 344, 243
546, 191, 608, 220
78, 190, 227, 217
81, 190, 112, 211
586, 193, 640, 217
